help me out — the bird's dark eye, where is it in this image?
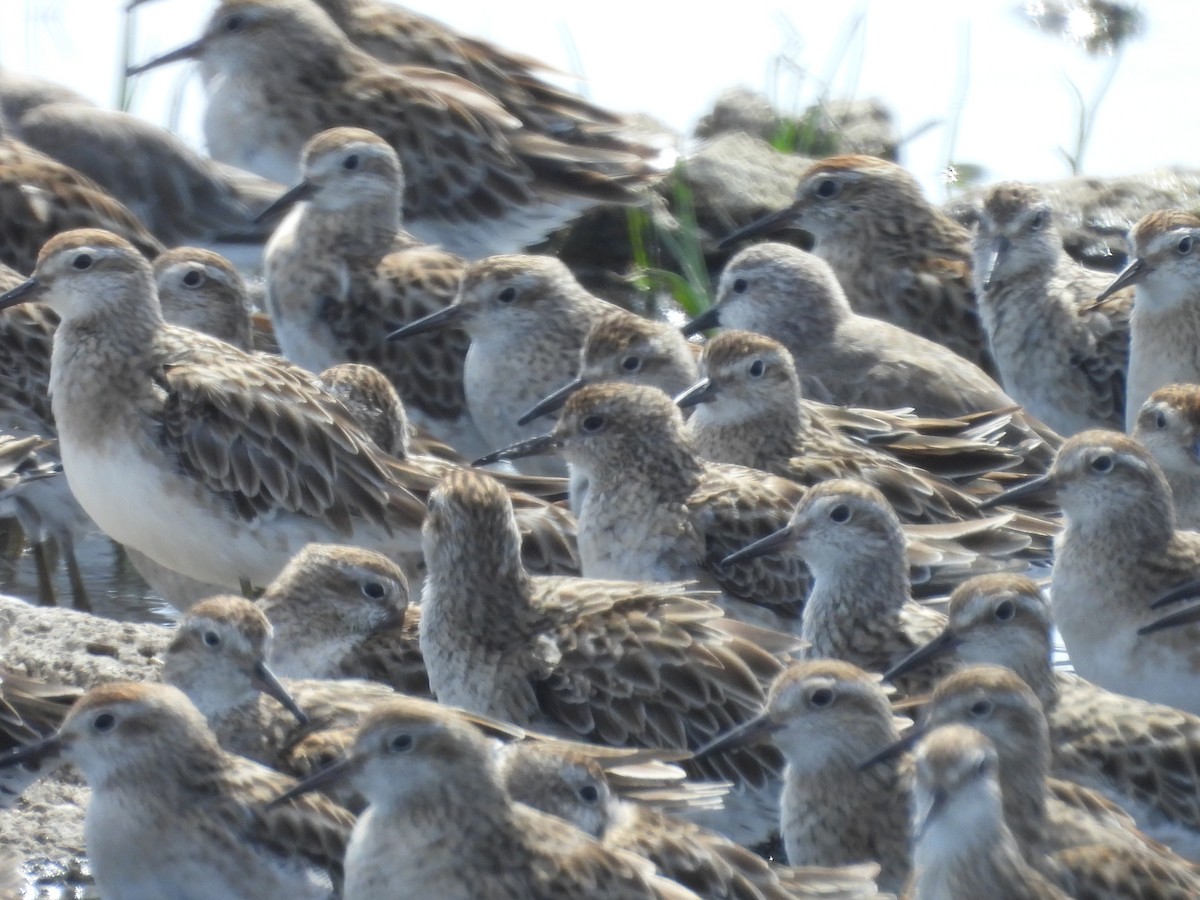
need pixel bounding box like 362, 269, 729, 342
732, 278, 748, 294
969, 699, 993, 718
621, 356, 641, 372
71, 253, 93, 271
815, 178, 840, 198
223, 14, 244, 32
1030, 210, 1047, 230
578, 785, 600, 803
748, 359, 765, 378
809, 687, 834, 707
1179, 236, 1194, 255
342, 154, 360, 171
581, 415, 605, 433
1155, 410, 1168, 429
1090, 454, 1114, 473
829, 504, 851, 523
93, 713, 115, 732
994, 599, 1016, 621
203, 631, 221, 648
497, 287, 516, 303
389, 734, 413, 752
361, 580, 385, 601
182, 269, 204, 288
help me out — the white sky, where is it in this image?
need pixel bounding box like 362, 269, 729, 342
2, 0, 1195, 199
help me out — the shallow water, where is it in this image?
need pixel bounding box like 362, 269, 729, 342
0, 525, 174, 625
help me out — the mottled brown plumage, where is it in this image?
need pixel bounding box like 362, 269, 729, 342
916, 666, 1200, 898
887, 573, 1200, 861
2, 230, 579, 591
684, 330, 1056, 544
420, 466, 799, 845
534, 383, 1041, 630
499, 741, 890, 900
695, 243, 1052, 440
257, 543, 428, 697
730, 479, 952, 698
278, 697, 701, 899
0, 135, 162, 273
307, 0, 647, 154
0, 682, 355, 898
726, 155, 990, 373
702, 660, 912, 895
12, 100, 282, 247
907, 725, 1069, 900
129, 0, 658, 258
263, 128, 481, 454
998, 430, 1200, 714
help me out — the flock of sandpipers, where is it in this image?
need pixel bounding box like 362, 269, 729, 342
3, 0, 1200, 898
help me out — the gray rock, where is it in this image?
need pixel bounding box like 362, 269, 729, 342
693, 88, 782, 143
0, 598, 170, 886
683, 133, 814, 252
694, 88, 898, 162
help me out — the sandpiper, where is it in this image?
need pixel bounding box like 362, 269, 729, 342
127, 0, 657, 258
391, 253, 621, 474
0, 132, 163, 273
883, 665, 1200, 896
303, 0, 650, 153
1095, 210, 1200, 431
260, 127, 485, 456
12, 99, 282, 249
885, 572, 1200, 861
0, 682, 355, 899
721, 154, 992, 373
314, 362, 464, 464
419, 466, 798, 845
160, 593, 540, 801
497, 740, 890, 900
684, 242, 1046, 428
256, 542, 428, 697
154, 246, 254, 352
678, 329, 1057, 533
483, 382, 1039, 627
271, 697, 701, 899
0, 230, 580, 591
698, 660, 912, 895
161, 596, 319, 754
518, 309, 702, 426
478, 381, 806, 626
907, 725, 1070, 900
315, 364, 414, 458
983, 430, 1200, 714
1134, 384, 1200, 530
0, 69, 90, 124
721, 479, 952, 697
972, 181, 1130, 436
679, 326, 1042, 479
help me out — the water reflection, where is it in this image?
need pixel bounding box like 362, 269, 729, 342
0, 525, 173, 625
